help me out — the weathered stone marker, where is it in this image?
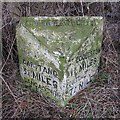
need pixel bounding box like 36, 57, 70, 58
16, 16, 103, 106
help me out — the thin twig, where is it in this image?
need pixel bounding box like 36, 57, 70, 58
1, 38, 16, 72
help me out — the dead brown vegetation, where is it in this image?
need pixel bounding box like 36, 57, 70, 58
1, 2, 120, 119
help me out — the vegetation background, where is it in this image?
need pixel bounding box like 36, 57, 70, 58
1, 2, 120, 119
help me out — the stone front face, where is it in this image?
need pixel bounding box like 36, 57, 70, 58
16, 16, 103, 106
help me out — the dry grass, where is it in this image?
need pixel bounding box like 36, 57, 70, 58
1, 2, 120, 119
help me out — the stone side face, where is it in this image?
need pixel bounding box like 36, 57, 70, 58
16, 16, 103, 106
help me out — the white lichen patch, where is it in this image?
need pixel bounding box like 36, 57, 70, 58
18, 25, 60, 70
